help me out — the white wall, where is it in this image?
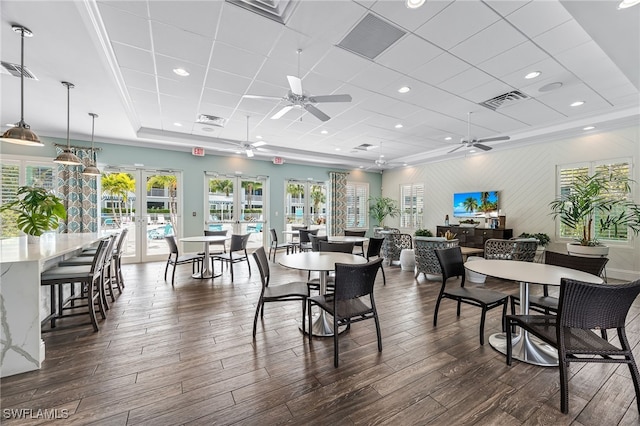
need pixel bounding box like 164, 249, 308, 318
382, 125, 640, 281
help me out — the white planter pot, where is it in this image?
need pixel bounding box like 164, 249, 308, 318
399, 249, 416, 271
566, 243, 609, 257
26, 234, 40, 244
466, 256, 486, 284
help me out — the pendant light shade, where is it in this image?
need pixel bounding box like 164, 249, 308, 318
54, 82, 82, 166
1, 25, 43, 146
82, 113, 101, 176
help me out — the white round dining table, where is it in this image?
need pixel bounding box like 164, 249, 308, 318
279, 252, 367, 337
179, 235, 230, 279
327, 236, 368, 243
465, 259, 604, 366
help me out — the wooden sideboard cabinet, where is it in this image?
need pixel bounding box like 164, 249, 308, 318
436, 226, 513, 249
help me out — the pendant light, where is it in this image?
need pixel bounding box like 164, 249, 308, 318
1, 25, 43, 146
82, 113, 101, 176
53, 82, 82, 166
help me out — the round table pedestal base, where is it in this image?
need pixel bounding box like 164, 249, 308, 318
299, 313, 347, 337
489, 332, 558, 367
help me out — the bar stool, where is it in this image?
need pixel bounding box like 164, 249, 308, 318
40, 238, 110, 332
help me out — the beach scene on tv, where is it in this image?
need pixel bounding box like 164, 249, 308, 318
453, 191, 499, 218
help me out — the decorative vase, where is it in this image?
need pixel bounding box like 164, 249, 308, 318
566, 242, 609, 257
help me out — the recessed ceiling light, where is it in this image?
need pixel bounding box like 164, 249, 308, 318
359, 165, 364, 169
173, 68, 189, 77
583, 126, 596, 130
252, 141, 266, 147
539, 82, 563, 92
335, 148, 341, 151
469, 149, 476, 153
256, 135, 262, 139
201, 127, 214, 132
403, 163, 408, 167
395, 124, 403, 129
618, 0, 640, 9
398, 86, 411, 93
406, 0, 425, 9
173, 122, 182, 127
321, 130, 328, 134
444, 136, 452, 141
570, 101, 585, 107
525, 71, 541, 79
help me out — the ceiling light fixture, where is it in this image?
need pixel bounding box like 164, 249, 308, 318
444, 136, 452, 141
1, 25, 43, 146
173, 122, 182, 127
82, 113, 101, 176
406, 0, 425, 9
583, 126, 596, 130
618, 0, 640, 8
570, 101, 585, 107
398, 86, 411, 93
395, 124, 403, 129
321, 130, 328, 134
525, 71, 541, 79
53, 82, 82, 166
173, 68, 189, 77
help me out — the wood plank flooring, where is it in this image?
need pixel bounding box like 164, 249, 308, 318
1, 256, 639, 425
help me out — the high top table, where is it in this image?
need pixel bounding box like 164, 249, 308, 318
179, 235, 230, 279
279, 252, 367, 336
465, 259, 604, 366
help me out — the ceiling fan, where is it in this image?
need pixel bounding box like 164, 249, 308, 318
448, 112, 510, 153
369, 142, 401, 170
242, 50, 352, 122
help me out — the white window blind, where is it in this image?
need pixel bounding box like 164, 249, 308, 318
346, 182, 368, 228
400, 183, 424, 229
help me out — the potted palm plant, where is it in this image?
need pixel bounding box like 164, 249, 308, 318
0, 186, 66, 243
368, 196, 400, 228
549, 170, 640, 256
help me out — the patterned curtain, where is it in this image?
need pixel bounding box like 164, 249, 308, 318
328, 171, 348, 236
56, 147, 98, 233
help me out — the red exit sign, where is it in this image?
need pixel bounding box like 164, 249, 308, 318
192, 147, 205, 157
272, 156, 284, 165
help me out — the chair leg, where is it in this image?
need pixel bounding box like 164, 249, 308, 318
164, 260, 170, 281
230, 261, 234, 281
374, 313, 382, 352
479, 307, 487, 345
501, 300, 507, 332
334, 315, 339, 368
506, 318, 513, 366
456, 301, 461, 317
301, 298, 306, 335
559, 359, 570, 414
307, 300, 313, 344
95, 278, 107, 320
171, 263, 177, 286
433, 294, 443, 327
627, 358, 640, 415
87, 280, 100, 332
381, 266, 386, 286
252, 298, 262, 338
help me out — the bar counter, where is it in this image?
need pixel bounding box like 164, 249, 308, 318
0, 232, 102, 377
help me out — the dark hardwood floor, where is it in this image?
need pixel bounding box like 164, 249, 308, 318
2, 255, 639, 425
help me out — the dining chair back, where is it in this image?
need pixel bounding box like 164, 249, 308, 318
386, 233, 412, 264
269, 228, 294, 261
366, 236, 386, 285
344, 229, 366, 255
204, 229, 228, 254
318, 241, 355, 253
163, 236, 204, 286
506, 277, 640, 414
251, 247, 309, 338
307, 258, 384, 367
214, 234, 251, 281
484, 239, 537, 262
433, 246, 509, 345
298, 228, 319, 252
308, 234, 328, 252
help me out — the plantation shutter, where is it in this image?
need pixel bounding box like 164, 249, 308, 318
594, 161, 631, 241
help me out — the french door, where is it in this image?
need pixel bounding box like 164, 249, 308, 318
101, 167, 182, 263
284, 180, 327, 233
205, 173, 267, 250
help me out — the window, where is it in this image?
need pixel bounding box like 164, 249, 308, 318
346, 182, 368, 228
557, 159, 632, 242
1, 157, 56, 236
400, 183, 424, 229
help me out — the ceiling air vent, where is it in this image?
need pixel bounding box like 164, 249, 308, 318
338, 13, 406, 60
1, 61, 37, 80
196, 114, 227, 127
354, 143, 376, 151
226, 0, 299, 24
479, 90, 529, 111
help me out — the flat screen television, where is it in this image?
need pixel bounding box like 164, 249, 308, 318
453, 191, 499, 218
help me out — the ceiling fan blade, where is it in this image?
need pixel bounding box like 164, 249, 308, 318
447, 144, 465, 154
308, 94, 352, 103
287, 75, 303, 96
473, 143, 492, 151
477, 136, 510, 143
271, 105, 293, 120
243, 94, 283, 101
304, 104, 330, 122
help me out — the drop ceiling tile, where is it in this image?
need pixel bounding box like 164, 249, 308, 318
237, 97, 285, 116
121, 69, 156, 92
506, 0, 572, 39
483, 0, 530, 17
160, 96, 199, 120
245, 80, 288, 99
98, 0, 148, 17
533, 19, 592, 56
197, 103, 235, 121
209, 42, 266, 79
300, 72, 346, 97
148, 1, 222, 38
112, 42, 155, 74
500, 57, 569, 91
155, 54, 207, 87
556, 41, 630, 92
450, 20, 527, 66
409, 52, 470, 85
151, 21, 214, 66
128, 87, 159, 106
371, 0, 452, 32
205, 69, 253, 95
376, 34, 442, 74
462, 79, 516, 104
287, 1, 368, 45
414, 1, 500, 50
255, 58, 303, 88
498, 98, 565, 126
438, 67, 493, 95
99, 3, 152, 49
201, 88, 243, 108
216, 3, 284, 56
157, 76, 202, 100
348, 62, 404, 92
311, 46, 372, 84
476, 41, 548, 78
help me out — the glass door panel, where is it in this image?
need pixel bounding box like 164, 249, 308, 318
144, 171, 180, 261
101, 169, 139, 262
284, 180, 327, 238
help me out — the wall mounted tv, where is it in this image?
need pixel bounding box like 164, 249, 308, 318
453, 191, 499, 218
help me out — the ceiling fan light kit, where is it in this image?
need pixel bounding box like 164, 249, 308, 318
447, 112, 510, 154
54, 81, 82, 166
1, 25, 43, 147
